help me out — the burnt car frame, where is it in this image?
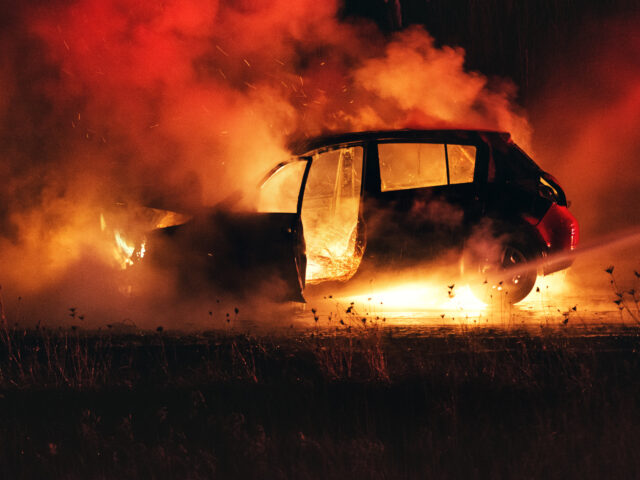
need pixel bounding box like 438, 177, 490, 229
145, 129, 579, 304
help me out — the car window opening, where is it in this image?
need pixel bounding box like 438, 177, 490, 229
379, 143, 476, 192
257, 160, 308, 213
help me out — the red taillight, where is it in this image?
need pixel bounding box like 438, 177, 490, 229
569, 222, 579, 250
535, 203, 579, 253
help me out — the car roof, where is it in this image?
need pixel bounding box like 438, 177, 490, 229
288, 129, 512, 155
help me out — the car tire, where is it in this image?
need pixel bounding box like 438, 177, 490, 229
463, 236, 538, 305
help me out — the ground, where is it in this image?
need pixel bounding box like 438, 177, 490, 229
1, 253, 638, 478
1, 297, 640, 479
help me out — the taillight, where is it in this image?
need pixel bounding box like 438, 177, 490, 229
535, 203, 579, 253
569, 220, 579, 250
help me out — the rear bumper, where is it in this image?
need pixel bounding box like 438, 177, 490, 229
533, 204, 580, 275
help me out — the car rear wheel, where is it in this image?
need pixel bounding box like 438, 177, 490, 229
464, 241, 538, 305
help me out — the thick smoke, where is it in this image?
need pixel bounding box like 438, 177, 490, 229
530, 14, 640, 290
1, 0, 530, 325
532, 15, 640, 236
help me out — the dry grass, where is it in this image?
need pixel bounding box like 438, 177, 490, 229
0, 302, 639, 478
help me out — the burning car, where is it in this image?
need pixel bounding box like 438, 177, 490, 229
140, 129, 579, 304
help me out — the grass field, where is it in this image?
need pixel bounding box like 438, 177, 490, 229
1, 317, 640, 479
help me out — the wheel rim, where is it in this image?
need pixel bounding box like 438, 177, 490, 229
471, 244, 536, 303
501, 247, 528, 289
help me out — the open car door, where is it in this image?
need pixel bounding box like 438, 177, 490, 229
299, 145, 365, 284
146, 159, 309, 301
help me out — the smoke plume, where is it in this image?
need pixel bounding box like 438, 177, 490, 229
530, 14, 640, 289
1, 0, 530, 324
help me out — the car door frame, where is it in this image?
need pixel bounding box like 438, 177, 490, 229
358, 133, 491, 266
296, 142, 369, 286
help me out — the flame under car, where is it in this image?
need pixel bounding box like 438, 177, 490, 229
143, 130, 579, 304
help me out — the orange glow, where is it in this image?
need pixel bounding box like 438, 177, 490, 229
442, 285, 487, 311
113, 230, 135, 269
335, 282, 486, 315
301, 147, 364, 283
100, 213, 148, 270
3, 0, 538, 306
518, 271, 571, 307
303, 194, 363, 284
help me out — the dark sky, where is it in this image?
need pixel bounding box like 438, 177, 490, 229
345, 0, 640, 238
344, 0, 640, 104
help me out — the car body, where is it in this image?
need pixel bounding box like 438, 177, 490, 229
144, 129, 579, 303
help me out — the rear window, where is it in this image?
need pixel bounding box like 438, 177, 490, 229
378, 143, 477, 192
379, 143, 446, 191
447, 145, 476, 184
